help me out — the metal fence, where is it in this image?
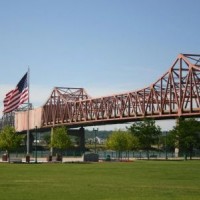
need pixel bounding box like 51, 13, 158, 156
1, 149, 200, 161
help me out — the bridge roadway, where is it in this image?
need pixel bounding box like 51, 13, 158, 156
8, 53, 200, 132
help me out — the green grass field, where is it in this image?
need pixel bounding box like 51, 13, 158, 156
0, 160, 200, 200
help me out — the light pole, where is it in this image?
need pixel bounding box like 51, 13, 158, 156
93, 128, 98, 153
165, 131, 168, 160
35, 126, 38, 163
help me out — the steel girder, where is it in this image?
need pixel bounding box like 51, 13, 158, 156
42, 54, 200, 128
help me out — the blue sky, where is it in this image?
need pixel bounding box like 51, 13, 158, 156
1, 0, 200, 130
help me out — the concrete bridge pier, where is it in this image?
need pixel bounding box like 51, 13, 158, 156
50, 127, 54, 156
68, 127, 85, 152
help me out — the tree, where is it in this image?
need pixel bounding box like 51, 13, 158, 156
50, 126, 72, 156
168, 118, 200, 160
129, 118, 161, 159
106, 129, 138, 159
0, 126, 22, 161
160, 131, 175, 157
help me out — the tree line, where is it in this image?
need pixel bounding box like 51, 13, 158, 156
107, 118, 200, 160
0, 117, 200, 161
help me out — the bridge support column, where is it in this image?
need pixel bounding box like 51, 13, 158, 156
50, 127, 54, 156
79, 127, 85, 152
68, 127, 85, 152
174, 118, 180, 158
175, 148, 179, 158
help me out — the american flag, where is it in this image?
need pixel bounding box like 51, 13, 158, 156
3, 72, 29, 113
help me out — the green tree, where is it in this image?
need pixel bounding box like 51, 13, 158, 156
50, 126, 72, 156
129, 118, 161, 159
157, 131, 175, 159
106, 129, 138, 159
0, 126, 22, 161
168, 118, 200, 160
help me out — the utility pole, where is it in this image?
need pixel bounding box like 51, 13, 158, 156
165, 131, 168, 160
35, 126, 38, 163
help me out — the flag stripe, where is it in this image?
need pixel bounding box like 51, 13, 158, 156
4, 90, 28, 113
3, 72, 29, 113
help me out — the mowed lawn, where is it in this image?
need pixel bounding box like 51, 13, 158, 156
0, 160, 200, 200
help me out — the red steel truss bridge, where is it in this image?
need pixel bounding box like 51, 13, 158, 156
42, 53, 200, 128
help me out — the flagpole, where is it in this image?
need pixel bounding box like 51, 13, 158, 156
27, 68, 30, 156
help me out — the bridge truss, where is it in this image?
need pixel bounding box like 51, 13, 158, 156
42, 54, 200, 128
